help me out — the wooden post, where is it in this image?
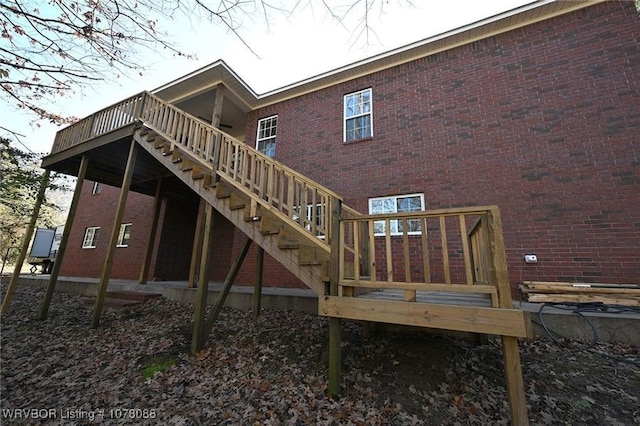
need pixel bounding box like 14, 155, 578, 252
202, 237, 252, 338
488, 208, 514, 309
138, 178, 163, 284
211, 85, 225, 178
90, 141, 137, 328
39, 156, 88, 319
133, 91, 147, 121
488, 207, 529, 424
328, 198, 342, 398
188, 198, 207, 289
1, 169, 50, 315
191, 204, 215, 353
502, 336, 529, 425
211, 85, 225, 128
253, 246, 264, 318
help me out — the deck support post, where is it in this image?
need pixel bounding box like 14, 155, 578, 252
138, 177, 162, 285
1, 169, 50, 315
202, 237, 252, 339
502, 335, 529, 425
487, 207, 529, 425
91, 141, 137, 328
328, 198, 342, 398
191, 204, 215, 353
39, 156, 88, 319
328, 317, 342, 397
253, 246, 264, 318
188, 198, 207, 288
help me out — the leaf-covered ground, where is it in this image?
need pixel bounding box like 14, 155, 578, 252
1, 285, 638, 425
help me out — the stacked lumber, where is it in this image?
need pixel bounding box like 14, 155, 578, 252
520, 281, 640, 307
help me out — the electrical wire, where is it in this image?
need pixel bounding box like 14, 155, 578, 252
536, 302, 640, 366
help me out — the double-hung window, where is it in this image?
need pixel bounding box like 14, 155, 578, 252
369, 193, 425, 236
256, 115, 277, 157
82, 227, 100, 248
116, 223, 132, 247
344, 88, 373, 142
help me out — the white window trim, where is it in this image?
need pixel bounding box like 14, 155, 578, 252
82, 227, 100, 249
91, 182, 102, 195
343, 88, 373, 142
116, 223, 132, 247
368, 193, 425, 237
256, 115, 277, 157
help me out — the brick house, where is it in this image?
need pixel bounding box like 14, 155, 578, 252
56, 0, 639, 290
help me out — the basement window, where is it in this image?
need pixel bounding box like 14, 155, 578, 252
116, 223, 132, 247
256, 115, 277, 157
344, 88, 373, 142
369, 193, 424, 236
82, 227, 100, 248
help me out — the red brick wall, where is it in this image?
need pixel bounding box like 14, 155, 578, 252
59, 181, 156, 279
245, 2, 640, 287
151, 195, 199, 281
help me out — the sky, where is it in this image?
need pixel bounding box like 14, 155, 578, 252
2, 0, 535, 155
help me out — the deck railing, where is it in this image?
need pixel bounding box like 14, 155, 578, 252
339, 205, 508, 306
52, 93, 145, 153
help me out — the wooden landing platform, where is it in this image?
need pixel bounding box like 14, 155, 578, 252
319, 291, 531, 338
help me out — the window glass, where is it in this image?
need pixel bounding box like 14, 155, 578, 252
256, 115, 277, 157
82, 227, 99, 248
117, 223, 132, 247
344, 89, 373, 142
92, 182, 102, 195
368, 194, 425, 236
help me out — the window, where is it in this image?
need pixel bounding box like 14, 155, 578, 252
368, 193, 425, 236
344, 88, 373, 142
91, 182, 102, 195
82, 227, 100, 248
116, 223, 132, 247
256, 115, 277, 157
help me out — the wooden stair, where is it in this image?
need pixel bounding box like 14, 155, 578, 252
134, 130, 328, 295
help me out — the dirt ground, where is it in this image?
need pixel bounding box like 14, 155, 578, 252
1, 284, 638, 425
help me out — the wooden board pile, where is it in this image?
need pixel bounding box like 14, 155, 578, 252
520, 281, 640, 307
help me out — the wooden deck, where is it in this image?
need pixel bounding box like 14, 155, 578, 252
6, 90, 533, 424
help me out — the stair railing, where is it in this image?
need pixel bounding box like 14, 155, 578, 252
138, 92, 349, 251
50, 90, 358, 251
